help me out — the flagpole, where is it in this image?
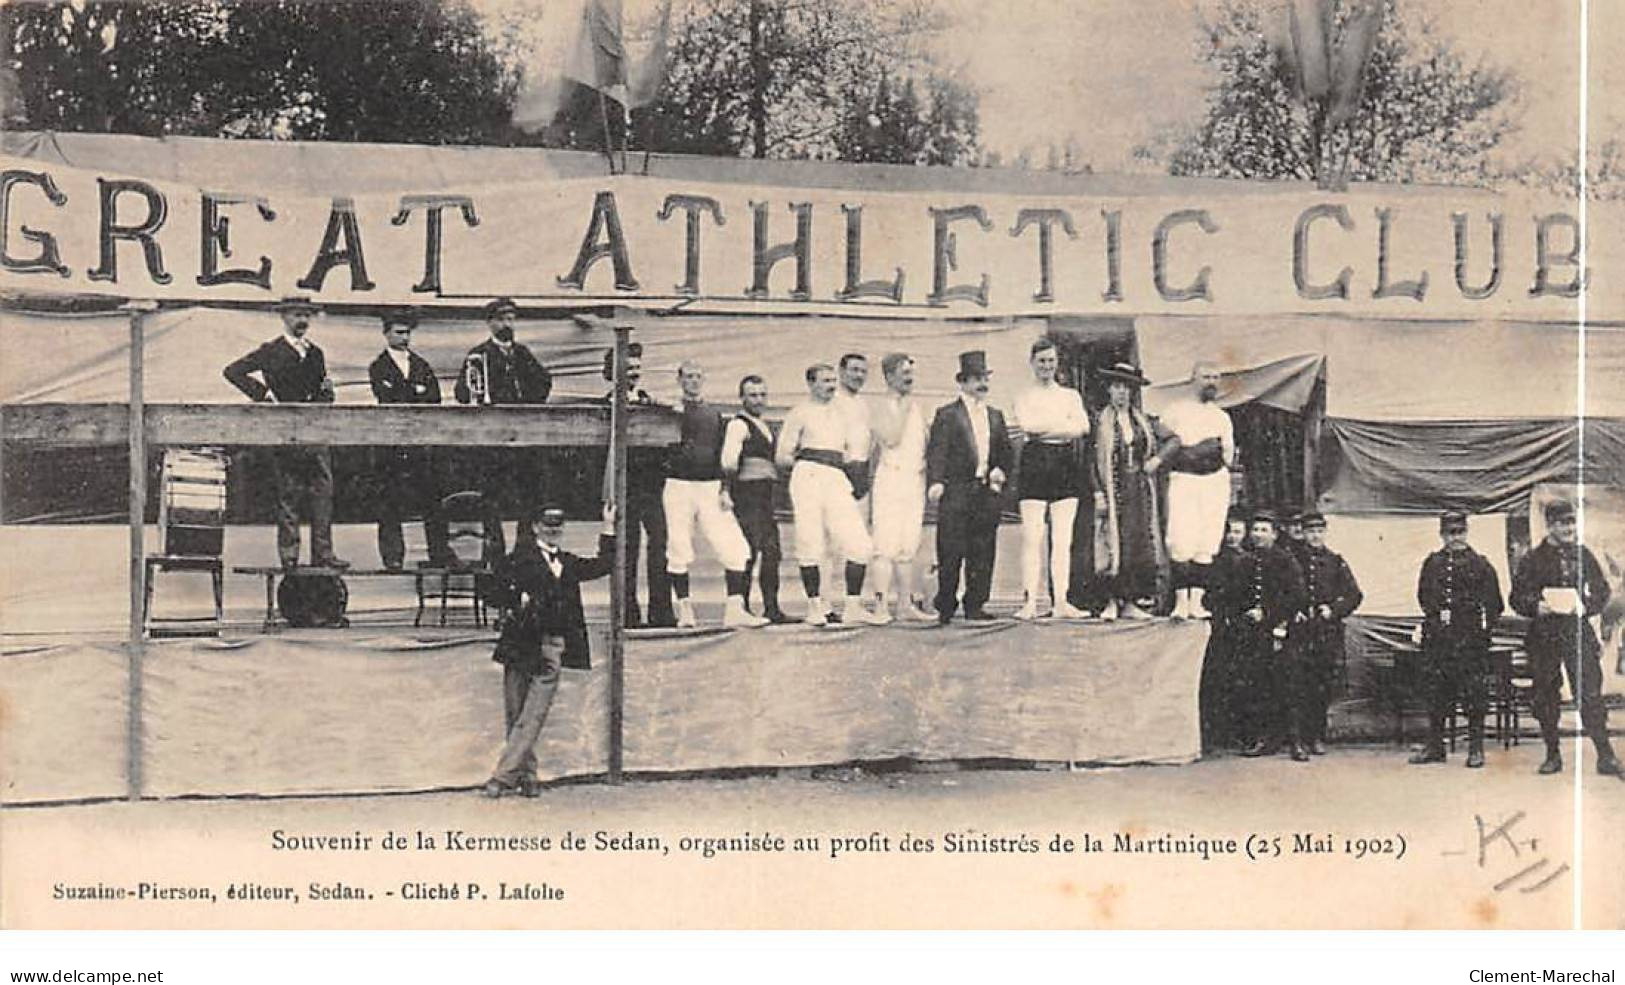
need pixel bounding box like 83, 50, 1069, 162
597, 90, 618, 174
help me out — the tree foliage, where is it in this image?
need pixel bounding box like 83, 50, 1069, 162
1145, 0, 1518, 186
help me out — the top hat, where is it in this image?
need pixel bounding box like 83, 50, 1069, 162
272, 294, 320, 313
483, 296, 520, 318
1439, 509, 1469, 531
1543, 498, 1576, 522
955, 350, 991, 380
380, 308, 419, 330
1300, 511, 1327, 529
539, 505, 567, 528
1097, 362, 1151, 387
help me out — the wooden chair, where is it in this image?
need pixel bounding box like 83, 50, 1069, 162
143, 447, 228, 637
413, 490, 490, 627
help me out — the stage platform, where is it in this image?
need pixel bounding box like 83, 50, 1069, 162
0, 618, 1207, 805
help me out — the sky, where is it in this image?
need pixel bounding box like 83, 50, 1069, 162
480, 0, 1624, 174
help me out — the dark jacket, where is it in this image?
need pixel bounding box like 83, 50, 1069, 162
368, 349, 442, 405
223, 336, 333, 404
1210, 542, 1305, 637
454, 339, 552, 405
1417, 545, 1504, 653
488, 534, 614, 673
1294, 544, 1363, 636
926, 398, 1014, 488
1511, 539, 1610, 660
599, 387, 669, 493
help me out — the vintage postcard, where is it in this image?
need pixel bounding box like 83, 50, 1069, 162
1, 0, 1621, 936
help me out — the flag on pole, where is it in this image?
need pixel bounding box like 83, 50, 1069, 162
513, 0, 671, 133
1286, 0, 1333, 101
1326, 0, 1382, 126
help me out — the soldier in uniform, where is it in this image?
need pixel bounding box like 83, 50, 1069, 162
455, 297, 553, 558
1289, 512, 1363, 757
1199, 511, 1251, 753
599, 343, 675, 628
1510, 498, 1622, 778
1223, 510, 1307, 760
1410, 510, 1504, 768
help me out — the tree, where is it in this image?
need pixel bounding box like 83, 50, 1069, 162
2, 0, 517, 144
1143, 0, 1518, 187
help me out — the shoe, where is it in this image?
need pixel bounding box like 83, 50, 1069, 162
381, 559, 405, 572
1465, 747, 1486, 769
1188, 595, 1211, 619
517, 777, 543, 798
1537, 753, 1564, 775
647, 611, 678, 629
765, 609, 798, 625
1053, 602, 1088, 620
900, 601, 935, 623
865, 601, 894, 625
1170, 591, 1191, 621
804, 598, 828, 627
963, 609, 997, 622
1408, 747, 1446, 764
826, 608, 844, 624
313, 556, 351, 571
1099, 600, 1119, 622
1120, 602, 1152, 621
1289, 743, 1310, 762
1597, 755, 1624, 778
675, 599, 698, 629
1240, 740, 1277, 758
724, 597, 769, 628
1014, 600, 1041, 621
481, 779, 510, 799
1309, 740, 1327, 756
936, 609, 954, 626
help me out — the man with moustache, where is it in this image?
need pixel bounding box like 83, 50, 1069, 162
827, 353, 875, 618
223, 294, 349, 571
1158, 362, 1236, 620
1411, 510, 1504, 768
1288, 513, 1363, 757
455, 297, 553, 558
721, 374, 793, 623
867, 352, 935, 623
1511, 498, 1622, 778
1218, 511, 1306, 760
777, 364, 883, 626
926, 351, 1013, 624
367, 310, 456, 571
599, 343, 675, 628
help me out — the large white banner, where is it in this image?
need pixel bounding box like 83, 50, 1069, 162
3, 151, 1615, 320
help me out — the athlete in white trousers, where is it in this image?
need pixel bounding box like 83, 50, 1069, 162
868, 352, 934, 622
1159, 362, 1235, 620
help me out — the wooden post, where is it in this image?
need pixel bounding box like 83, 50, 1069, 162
125, 301, 156, 802
608, 324, 631, 783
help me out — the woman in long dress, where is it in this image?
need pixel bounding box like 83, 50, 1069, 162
1011, 338, 1089, 619
1092, 362, 1169, 620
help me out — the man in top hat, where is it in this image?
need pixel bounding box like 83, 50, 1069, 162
663, 360, 767, 629
1288, 512, 1363, 757
222, 294, 349, 570
1510, 498, 1622, 778
1213, 510, 1306, 759
367, 310, 457, 571
721, 373, 793, 623
482, 502, 616, 798
926, 350, 1013, 624
598, 342, 675, 628
777, 364, 882, 626
1157, 361, 1235, 620
455, 297, 553, 557
1411, 510, 1505, 768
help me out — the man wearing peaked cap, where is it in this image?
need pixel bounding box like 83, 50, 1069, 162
455, 296, 554, 559
483, 501, 617, 798
1215, 510, 1306, 759
1511, 498, 1622, 779
222, 294, 348, 571
925, 350, 1013, 623
1411, 510, 1503, 768
1288, 512, 1362, 759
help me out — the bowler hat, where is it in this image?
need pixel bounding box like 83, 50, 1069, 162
955, 350, 990, 380
539, 506, 567, 528
1097, 362, 1151, 387
272, 294, 319, 313
1543, 499, 1576, 523
484, 296, 520, 318
1439, 510, 1469, 531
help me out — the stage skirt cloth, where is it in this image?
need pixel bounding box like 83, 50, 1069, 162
1018, 441, 1082, 502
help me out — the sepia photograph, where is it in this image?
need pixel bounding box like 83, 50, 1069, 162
1, 0, 1622, 954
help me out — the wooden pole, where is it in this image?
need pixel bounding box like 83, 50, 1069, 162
608, 323, 631, 783
125, 301, 155, 802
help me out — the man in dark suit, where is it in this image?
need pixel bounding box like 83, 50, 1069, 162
1411, 510, 1504, 768
1511, 498, 1622, 779
598, 343, 675, 628
926, 350, 1013, 623
367, 310, 456, 571
454, 297, 553, 558
483, 503, 616, 798
222, 294, 349, 570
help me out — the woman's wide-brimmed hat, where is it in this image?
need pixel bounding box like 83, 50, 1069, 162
1097, 361, 1151, 387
